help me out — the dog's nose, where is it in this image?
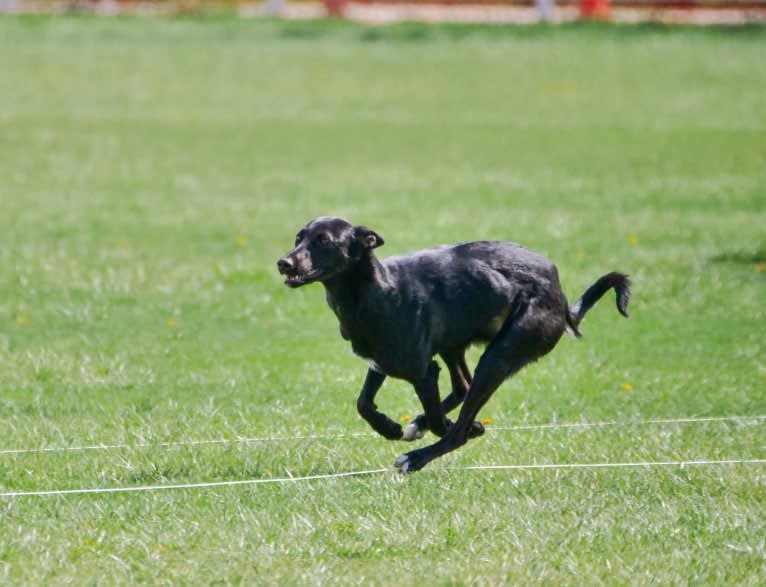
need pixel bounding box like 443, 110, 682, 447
277, 257, 294, 274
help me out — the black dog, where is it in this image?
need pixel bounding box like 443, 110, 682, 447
278, 217, 630, 473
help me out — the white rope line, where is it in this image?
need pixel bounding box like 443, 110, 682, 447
455, 458, 766, 472
0, 468, 391, 498
1, 414, 763, 457
490, 414, 766, 432
1, 458, 763, 498
0, 432, 373, 456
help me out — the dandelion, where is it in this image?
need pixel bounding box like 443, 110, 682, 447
621, 382, 633, 391
627, 235, 639, 246
400, 414, 412, 422
480, 417, 493, 426
166, 318, 176, 328
236, 234, 247, 247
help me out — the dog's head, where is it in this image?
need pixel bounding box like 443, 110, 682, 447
277, 217, 384, 288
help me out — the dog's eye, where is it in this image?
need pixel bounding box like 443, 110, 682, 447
315, 234, 330, 245
294, 232, 304, 246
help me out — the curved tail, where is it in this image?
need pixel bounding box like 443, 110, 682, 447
567, 272, 631, 337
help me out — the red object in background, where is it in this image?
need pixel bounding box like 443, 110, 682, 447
323, 0, 347, 16
580, 0, 611, 19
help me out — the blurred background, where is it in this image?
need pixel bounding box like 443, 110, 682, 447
2, 0, 766, 24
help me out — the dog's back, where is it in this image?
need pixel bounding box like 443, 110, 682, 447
381, 241, 569, 351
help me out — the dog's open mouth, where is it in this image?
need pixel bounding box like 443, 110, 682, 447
283, 269, 323, 288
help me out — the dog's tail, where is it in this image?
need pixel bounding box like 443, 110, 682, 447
567, 272, 631, 337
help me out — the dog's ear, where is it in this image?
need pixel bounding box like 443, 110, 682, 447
354, 225, 384, 250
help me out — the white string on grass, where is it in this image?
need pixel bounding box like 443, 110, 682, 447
1, 414, 763, 457
490, 414, 766, 432
455, 458, 766, 472
1, 458, 764, 498
0, 432, 375, 456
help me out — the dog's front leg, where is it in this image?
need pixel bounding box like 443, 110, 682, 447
356, 368, 403, 440
406, 361, 449, 440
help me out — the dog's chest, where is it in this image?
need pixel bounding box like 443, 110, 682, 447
328, 290, 412, 375
330, 297, 379, 353
340, 321, 375, 359
336, 309, 394, 368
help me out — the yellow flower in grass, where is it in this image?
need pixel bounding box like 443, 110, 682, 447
627, 235, 639, 246
165, 317, 176, 328
755, 263, 765, 273
621, 382, 633, 391
236, 233, 248, 247
480, 417, 493, 426
400, 414, 412, 423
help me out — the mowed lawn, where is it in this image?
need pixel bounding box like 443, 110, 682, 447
1, 16, 765, 584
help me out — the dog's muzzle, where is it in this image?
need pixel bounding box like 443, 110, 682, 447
277, 257, 321, 288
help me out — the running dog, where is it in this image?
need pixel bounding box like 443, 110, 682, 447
277, 217, 630, 473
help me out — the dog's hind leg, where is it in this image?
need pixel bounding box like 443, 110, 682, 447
405, 349, 484, 441
395, 299, 564, 472
396, 353, 531, 471
440, 348, 471, 413
356, 368, 403, 440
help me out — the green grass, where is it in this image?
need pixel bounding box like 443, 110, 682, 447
1, 15, 765, 585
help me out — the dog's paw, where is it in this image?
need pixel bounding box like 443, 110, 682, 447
394, 453, 411, 472
394, 449, 431, 474
402, 421, 426, 442
404, 414, 452, 440
394, 453, 420, 474
468, 420, 486, 438
441, 419, 484, 439
386, 423, 405, 440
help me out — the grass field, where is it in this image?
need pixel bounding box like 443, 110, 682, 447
1, 15, 765, 585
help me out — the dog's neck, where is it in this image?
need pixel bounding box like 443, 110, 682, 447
321, 253, 390, 356
324, 252, 384, 304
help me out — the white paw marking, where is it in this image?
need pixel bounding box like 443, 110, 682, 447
402, 422, 425, 441
394, 454, 410, 472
